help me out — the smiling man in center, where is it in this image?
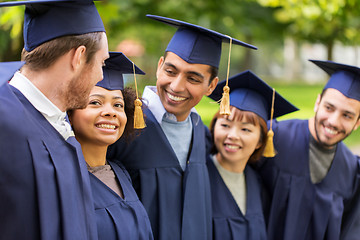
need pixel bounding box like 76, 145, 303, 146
107, 14, 257, 240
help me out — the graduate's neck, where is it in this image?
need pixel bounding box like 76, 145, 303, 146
79, 142, 108, 167
20, 53, 74, 112
216, 153, 247, 173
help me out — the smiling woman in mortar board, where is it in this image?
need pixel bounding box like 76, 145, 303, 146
107, 14, 257, 240
207, 70, 298, 240
257, 60, 360, 240
0, 0, 109, 239
68, 52, 153, 240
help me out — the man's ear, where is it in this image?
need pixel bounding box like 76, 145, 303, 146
314, 93, 321, 113
71, 46, 87, 71
354, 118, 360, 131
156, 56, 164, 79
205, 76, 219, 96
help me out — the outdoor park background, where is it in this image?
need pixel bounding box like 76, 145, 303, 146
0, 0, 359, 153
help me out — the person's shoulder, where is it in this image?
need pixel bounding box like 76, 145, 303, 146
0, 86, 28, 129
190, 112, 205, 126
269, 118, 307, 132
337, 141, 358, 160
272, 118, 306, 126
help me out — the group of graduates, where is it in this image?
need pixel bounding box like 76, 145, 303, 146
0, 0, 360, 240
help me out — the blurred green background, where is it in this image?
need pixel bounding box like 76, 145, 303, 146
0, 0, 359, 149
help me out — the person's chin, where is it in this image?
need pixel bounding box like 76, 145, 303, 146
318, 135, 339, 149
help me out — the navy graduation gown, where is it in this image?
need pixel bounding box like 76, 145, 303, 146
0, 83, 97, 240
108, 108, 212, 240
207, 157, 267, 240
339, 155, 360, 240
258, 119, 359, 240
90, 161, 153, 240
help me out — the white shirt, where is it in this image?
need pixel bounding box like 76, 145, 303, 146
10, 71, 74, 140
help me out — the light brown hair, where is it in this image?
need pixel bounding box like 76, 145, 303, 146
21, 32, 104, 71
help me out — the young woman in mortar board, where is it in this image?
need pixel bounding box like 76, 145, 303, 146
69, 52, 153, 240
207, 70, 298, 240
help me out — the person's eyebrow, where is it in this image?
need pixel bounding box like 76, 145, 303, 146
113, 96, 124, 100
187, 71, 205, 80
89, 94, 105, 98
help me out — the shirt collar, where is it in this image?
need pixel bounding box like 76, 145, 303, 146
9, 71, 74, 139
10, 71, 64, 119
142, 86, 198, 124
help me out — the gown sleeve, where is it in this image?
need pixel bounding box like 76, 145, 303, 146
340, 155, 360, 240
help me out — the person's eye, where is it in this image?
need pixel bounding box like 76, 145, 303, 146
343, 113, 353, 120
89, 100, 101, 106
221, 123, 230, 128
242, 128, 251, 132
188, 77, 201, 83
114, 102, 124, 108
165, 69, 175, 75
324, 105, 333, 111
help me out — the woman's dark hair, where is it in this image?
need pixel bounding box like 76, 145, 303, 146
209, 106, 268, 164
122, 87, 136, 141
121, 87, 146, 142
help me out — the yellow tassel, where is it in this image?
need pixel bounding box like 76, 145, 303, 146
220, 85, 231, 115
262, 128, 276, 157
131, 61, 146, 130
219, 36, 232, 116
134, 98, 146, 129
263, 88, 276, 157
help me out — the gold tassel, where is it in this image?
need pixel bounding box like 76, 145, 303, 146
263, 88, 276, 157
220, 36, 232, 116
219, 85, 231, 115
132, 62, 146, 129
134, 98, 146, 129
263, 129, 275, 157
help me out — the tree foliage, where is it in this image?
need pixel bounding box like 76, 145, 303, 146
0, 6, 24, 61
95, 0, 287, 79
1, 0, 359, 72
258, 0, 360, 60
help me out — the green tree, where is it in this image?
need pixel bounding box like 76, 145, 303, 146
258, 0, 360, 60
0, 6, 24, 61
96, 0, 286, 80
0, 0, 285, 79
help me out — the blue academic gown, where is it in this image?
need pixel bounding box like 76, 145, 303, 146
340, 154, 360, 240
107, 108, 212, 240
207, 156, 267, 240
0, 80, 97, 239
90, 161, 153, 240
258, 119, 359, 240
